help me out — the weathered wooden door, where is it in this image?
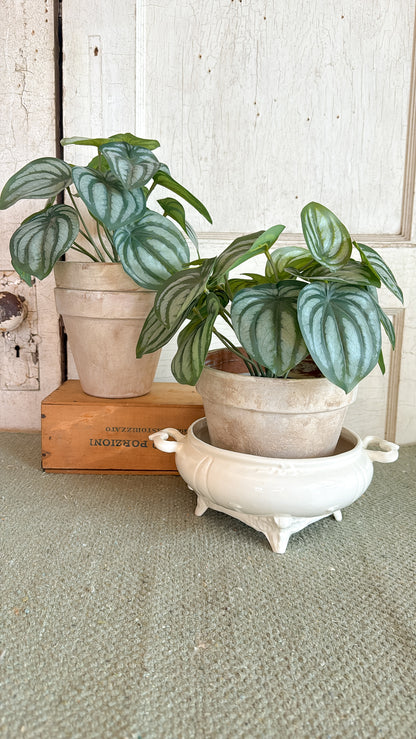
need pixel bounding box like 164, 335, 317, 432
0, 0, 63, 430
2, 0, 416, 443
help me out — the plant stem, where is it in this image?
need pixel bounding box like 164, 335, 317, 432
265, 246, 279, 281
97, 223, 115, 262
219, 307, 234, 330
224, 276, 234, 301
66, 188, 105, 262
71, 243, 100, 261
103, 225, 119, 261
146, 180, 157, 201
211, 328, 264, 376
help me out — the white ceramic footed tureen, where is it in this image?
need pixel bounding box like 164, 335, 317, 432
150, 418, 399, 553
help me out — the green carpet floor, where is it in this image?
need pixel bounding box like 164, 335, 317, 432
0, 432, 415, 739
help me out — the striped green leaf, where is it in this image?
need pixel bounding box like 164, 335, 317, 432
61, 133, 160, 150
265, 246, 310, 279
136, 305, 188, 357
287, 259, 381, 287
0, 158, 73, 209
211, 232, 263, 281
10, 205, 79, 285
230, 281, 308, 376
251, 224, 286, 252
154, 259, 215, 327
354, 242, 404, 303
378, 349, 386, 375
171, 293, 221, 385
184, 220, 199, 249
100, 142, 160, 189
157, 196, 199, 248
364, 284, 396, 348
113, 210, 190, 290
373, 301, 396, 348
87, 155, 110, 173
153, 170, 212, 223
210, 226, 284, 283
234, 273, 273, 291
158, 197, 187, 230
297, 282, 381, 392
301, 202, 352, 270
72, 167, 146, 230
157, 196, 199, 247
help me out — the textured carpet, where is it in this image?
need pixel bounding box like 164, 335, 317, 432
0, 432, 415, 739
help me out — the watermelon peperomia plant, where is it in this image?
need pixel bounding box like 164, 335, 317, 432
136, 201, 403, 393
0, 133, 211, 288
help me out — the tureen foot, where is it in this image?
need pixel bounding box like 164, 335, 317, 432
195, 495, 209, 516
264, 526, 291, 554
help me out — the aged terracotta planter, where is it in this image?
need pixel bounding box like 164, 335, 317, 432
54, 262, 160, 398
195, 348, 357, 458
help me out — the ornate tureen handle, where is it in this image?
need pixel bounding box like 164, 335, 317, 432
362, 436, 399, 463
149, 427, 186, 453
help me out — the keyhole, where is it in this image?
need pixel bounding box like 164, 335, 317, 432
15, 345, 20, 358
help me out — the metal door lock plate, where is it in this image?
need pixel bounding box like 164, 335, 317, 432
0, 272, 40, 391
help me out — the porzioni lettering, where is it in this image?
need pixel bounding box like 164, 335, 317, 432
89, 438, 149, 447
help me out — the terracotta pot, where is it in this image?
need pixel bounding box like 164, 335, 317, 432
196, 349, 357, 458
54, 262, 160, 398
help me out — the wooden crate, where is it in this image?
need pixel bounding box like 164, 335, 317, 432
41, 380, 204, 474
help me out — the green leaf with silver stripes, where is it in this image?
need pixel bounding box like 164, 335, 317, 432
158, 197, 187, 230
371, 299, 396, 349
154, 259, 215, 327
354, 242, 404, 303
210, 231, 264, 281
61, 133, 160, 150
136, 305, 188, 358
286, 259, 381, 287
0, 158, 73, 209
301, 202, 352, 270
113, 210, 190, 290
211, 225, 284, 282
153, 170, 212, 224
264, 246, 311, 280
99, 142, 160, 189
171, 293, 221, 385
157, 197, 199, 248
72, 167, 146, 230
297, 282, 381, 392
10, 204, 79, 285
230, 281, 308, 377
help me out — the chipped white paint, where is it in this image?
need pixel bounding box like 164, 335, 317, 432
1, 0, 415, 439
61, 0, 416, 443
0, 0, 62, 430
0, 272, 40, 391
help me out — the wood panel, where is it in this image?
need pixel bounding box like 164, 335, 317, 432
143, 0, 414, 234
62, 0, 137, 154
0, 0, 62, 430
61, 0, 416, 444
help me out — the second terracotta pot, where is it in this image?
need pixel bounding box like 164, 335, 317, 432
196, 349, 357, 458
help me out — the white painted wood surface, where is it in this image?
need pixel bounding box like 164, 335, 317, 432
0, 0, 62, 430
1, 0, 415, 441
141, 0, 414, 234
60, 0, 416, 443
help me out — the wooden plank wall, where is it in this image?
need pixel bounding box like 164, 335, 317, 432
62, 0, 416, 444
0, 0, 62, 430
